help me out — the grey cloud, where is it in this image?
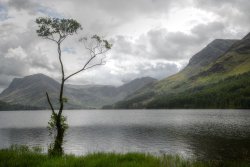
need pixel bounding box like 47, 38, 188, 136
194, 0, 250, 13
194, 0, 250, 36
191, 22, 226, 40
71, 60, 179, 87
7, 0, 62, 17
118, 61, 179, 82
0, 48, 58, 90
135, 62, 178, 80
28, 50, 59, 71
8, 0, 40, 13
114, 36, 133, 55
111, 19, 237, 68
147, 29, 202, 60
74, 0, 177, 19
112, 28, 204, 62
0, 75, 12, 86
0, 21, 37, 53
47, 0, 190, 35
147, 21, 238, 61
0, 20, 59, 89
0, 57, 29, 76
1, 0, 250, 90
0, 20, 56, 68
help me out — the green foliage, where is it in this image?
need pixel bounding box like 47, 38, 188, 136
146, 72, 250, 109
62, 97, 68, 103
103, 39, 112, 49
80, 35, 112, 50
47, 113, 57, 136
47, 113, 68, 156
1, 146, 249, 167
36, 17, 82, 39
114, 72, 250, 109
9, 145, 43, 154
91, 34, 101, 42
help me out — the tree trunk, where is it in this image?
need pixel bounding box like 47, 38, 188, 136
51, 115, 64, 155
50, 42, 66, 156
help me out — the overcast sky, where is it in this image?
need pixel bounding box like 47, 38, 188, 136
0, 0, 249, 91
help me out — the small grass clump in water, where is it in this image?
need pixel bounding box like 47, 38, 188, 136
0, 145, 249, 167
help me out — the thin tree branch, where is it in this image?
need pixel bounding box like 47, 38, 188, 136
58, 44, 65, 79
57, 41, 65, 117
84, 61, 105, 70
64, 55, 96, 81
44, 37, 58, 43
46, 92, 56, 115
83, 40, 96, 56
64, 56, 106, 81
64, 41, 109, 82
59, 35, 67, 43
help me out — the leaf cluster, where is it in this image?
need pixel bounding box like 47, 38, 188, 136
36, 17, 82, 42
90, 34, 112, 49
47, 113, 68, 137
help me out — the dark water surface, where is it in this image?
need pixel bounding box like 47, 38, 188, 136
0, 109, 249, 160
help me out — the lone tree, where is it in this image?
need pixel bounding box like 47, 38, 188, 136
36, 17, 112, 156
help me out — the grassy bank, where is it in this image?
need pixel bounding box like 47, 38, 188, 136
0, 146, 249, 167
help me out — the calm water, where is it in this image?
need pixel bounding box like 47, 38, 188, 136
0, 109, 249, 160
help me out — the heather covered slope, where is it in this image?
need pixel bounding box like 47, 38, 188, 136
111, 33, 250, 109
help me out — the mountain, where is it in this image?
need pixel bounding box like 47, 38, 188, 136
117, 77, 157, 94
0, 74, 60, 108
0, 100, 42, 111
112, 33, 250, 109
189, 39, 237, 65
0, 74, 156, 109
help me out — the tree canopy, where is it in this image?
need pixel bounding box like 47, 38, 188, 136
36, 17, 82, 43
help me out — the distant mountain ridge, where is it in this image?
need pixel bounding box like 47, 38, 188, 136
0, 100, 42, 111
0, 74, 156, 109
111, 33, 250, 109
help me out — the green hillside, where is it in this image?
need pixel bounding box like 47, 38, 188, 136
111, 33, 250, 109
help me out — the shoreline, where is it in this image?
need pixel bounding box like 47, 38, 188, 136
0, 146, 249, 167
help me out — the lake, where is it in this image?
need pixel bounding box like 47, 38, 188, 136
0, 109, 249, 160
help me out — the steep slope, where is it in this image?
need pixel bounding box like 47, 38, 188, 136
188, 39, 238, 67
0, 74, 156, 109
155, 39, 238, 93
139, 72, 250, 109
0, 74, 60, 108
113, 33, 250, 109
